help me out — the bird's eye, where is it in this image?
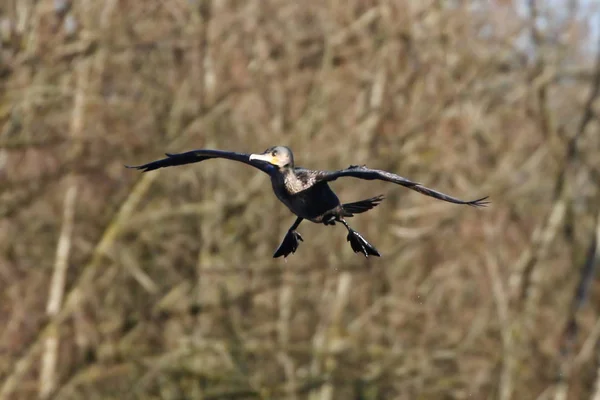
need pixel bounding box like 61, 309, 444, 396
272, 150, 278, 156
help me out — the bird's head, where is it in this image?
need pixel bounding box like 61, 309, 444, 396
249, 146, 294, 169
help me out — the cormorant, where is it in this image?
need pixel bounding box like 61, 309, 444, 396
126, 146, 488, 258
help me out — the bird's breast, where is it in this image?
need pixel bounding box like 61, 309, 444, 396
271, 178, 340, 221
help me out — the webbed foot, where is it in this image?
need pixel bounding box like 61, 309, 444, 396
273, 230, 304, 258
346, 229, 380, 258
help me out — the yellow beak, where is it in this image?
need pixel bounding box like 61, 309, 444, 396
249, 153, 277, 165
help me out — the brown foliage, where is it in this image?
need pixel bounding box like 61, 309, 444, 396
1, 0, 600, 399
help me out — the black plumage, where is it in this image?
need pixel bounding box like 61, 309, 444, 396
126, 146, 489, 258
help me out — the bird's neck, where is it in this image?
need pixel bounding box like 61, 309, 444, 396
279, 165, 294, 175
272, 167, 303, 195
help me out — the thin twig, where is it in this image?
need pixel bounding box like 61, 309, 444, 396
515, 7, 600, 314
0, 96, 233, 400
38, 16, 90, 400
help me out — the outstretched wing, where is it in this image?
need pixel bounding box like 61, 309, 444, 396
316, 165, 489, 207
125, 149, 274, 174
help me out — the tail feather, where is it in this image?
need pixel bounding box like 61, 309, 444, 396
342, 195, 385, 217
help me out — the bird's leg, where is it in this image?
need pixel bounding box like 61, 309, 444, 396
273, 217, 304, 258
339, 218, 380, 258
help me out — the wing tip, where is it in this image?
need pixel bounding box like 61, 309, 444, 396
468, 196, 490, 207
124, 164, 152, 172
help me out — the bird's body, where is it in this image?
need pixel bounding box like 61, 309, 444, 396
127, 146, 489, 258
271, 168, 340, 223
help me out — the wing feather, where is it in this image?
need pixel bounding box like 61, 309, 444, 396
316, 166, 489, 207
125, 149, 273, 174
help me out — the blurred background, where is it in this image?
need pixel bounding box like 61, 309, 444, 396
1, 0, 600, 399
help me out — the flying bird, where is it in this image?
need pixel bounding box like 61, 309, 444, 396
126, 146, 488, 258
